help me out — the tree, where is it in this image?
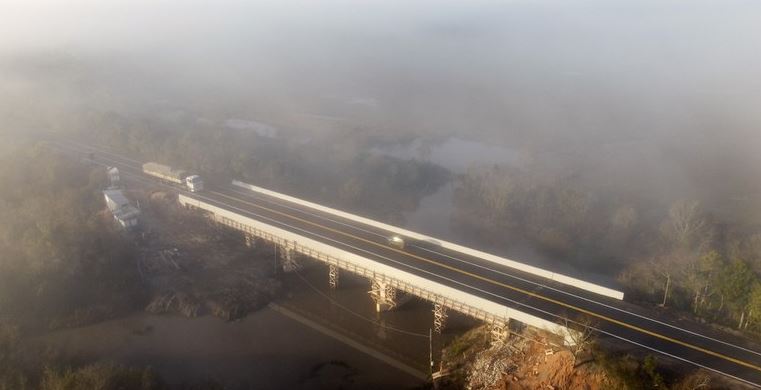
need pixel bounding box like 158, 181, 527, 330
746, 283, 761, 330
674, 371, 711, 390
682, 251, 723, 314
564, 316, 595, 357
716, 259, 756, 328
661, 200, 712, 252
643, 355, 667, 389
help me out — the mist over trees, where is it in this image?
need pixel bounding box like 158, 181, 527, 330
82, 122, 449, 222
0, 0, 759, 337
452, 159, 761, 333
0, 142, 144, 331
1, 2, 761, 387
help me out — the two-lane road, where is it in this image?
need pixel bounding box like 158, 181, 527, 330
51, 139, 761, 387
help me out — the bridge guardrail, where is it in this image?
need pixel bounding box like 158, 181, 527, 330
232, 180, 624, 300
179, 193, 576, 344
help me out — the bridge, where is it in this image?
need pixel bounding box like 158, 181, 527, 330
50, 139, 761, 387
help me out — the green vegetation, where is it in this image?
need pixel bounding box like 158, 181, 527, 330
621, 200, 761, 332
39, 363, 164, 390
455, 164, 761, 336
81, 121, 449, 222
439, 326, 491, 388
453, 164, 652, 273
0, 141, 157, 388
594, 349, 711, 390
0, 143, 145, 331
595, 351, 666, 390
0, 141, 268, 389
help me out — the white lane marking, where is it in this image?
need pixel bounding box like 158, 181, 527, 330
57, 140, 761, 360
188, 190, 761, 389
230, 176, 761, 359
411, 244, 761, 359
197, 195, 761, 387
227, 187, 388, 238
46, 147, 761, 387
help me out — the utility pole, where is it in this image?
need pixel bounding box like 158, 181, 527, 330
429, 328, 434, 384
660, 272, 671, 307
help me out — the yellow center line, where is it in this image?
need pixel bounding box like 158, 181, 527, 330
209, 190, 761, 373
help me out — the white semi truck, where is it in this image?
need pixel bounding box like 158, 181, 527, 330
142, 162, 204, 192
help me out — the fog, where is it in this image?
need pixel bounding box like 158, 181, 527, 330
4, 2, 761, 387
2, 0, 761, 212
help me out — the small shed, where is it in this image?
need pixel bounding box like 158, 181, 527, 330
103, 189, 130, 212
103, 189, 140, 230
112, 205, 140, 229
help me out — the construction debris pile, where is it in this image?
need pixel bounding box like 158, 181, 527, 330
439, 326, 612, 390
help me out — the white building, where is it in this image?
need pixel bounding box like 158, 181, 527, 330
103, 189, 139, 229
112, 205, 140, 229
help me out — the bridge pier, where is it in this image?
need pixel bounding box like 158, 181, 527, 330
244, 233, 256, 248
489, 321, 510, 347
278, 243, 301, 272
328, 264, 339, 289
369, 279, 397, 312
178, 195, 584, 353
433, 303, 448, 334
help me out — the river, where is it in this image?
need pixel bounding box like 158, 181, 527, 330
32, 262, 479, 389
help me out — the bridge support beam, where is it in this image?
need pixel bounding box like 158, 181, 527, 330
279, 245, 301, 272
328, 264, 339, 289
433, 303, 448, 334
244, 234, 256, 248
489, 321, 509, 347
369, 279, 397, 312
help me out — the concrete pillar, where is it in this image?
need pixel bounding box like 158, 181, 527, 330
489, 321, 509, 347
433, 303, 448, 334
328, 264, 339, 289
279, 245, 301, 272
369, 279, 397, 312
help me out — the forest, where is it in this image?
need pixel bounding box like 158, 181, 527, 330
76, 114, 761, 339
0, 140, 152, 388
66, 111, 761, 339
454, 163, 761, 335
78, 117, 450, 224
0, 142, 144, 331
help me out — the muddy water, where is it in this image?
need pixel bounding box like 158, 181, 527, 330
34, 309, 421, 389
379, 137, 560, 269
33, 260, 478, 389
376, 136, 619, 282
32, 137, 523, 388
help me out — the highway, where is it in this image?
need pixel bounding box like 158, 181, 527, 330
50, 139, 761, 387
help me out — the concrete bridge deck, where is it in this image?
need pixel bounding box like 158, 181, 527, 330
49, 139, 761, 387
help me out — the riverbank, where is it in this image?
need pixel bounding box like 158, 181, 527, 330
31, 307, 424, 389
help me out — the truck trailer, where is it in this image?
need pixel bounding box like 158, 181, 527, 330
142, 162, 204, 192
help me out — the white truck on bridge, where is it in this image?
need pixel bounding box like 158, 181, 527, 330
142, 162, 204, 192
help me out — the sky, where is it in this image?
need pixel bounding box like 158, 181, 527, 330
1, 0, 761, 210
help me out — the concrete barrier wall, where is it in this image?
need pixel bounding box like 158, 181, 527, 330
180, 193, 573, 341
232, 180, 624, 300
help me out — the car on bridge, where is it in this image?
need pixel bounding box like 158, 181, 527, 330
387, 235, 405, 249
